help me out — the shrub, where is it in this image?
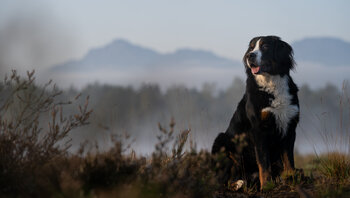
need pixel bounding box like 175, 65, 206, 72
0, 70, 92, 196
79, 119, 219, 198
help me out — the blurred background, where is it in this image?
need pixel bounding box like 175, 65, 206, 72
1, 0, 349, 155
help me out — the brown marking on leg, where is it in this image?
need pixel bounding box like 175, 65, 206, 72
282, 152, 293, 171
257, 161, 270, 190
282, 151, 295, 177
260, 110, 270, 121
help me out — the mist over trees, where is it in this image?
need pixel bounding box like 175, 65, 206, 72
50, 77, 350, 155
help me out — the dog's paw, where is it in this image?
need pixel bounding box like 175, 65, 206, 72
228, 179, 245, 191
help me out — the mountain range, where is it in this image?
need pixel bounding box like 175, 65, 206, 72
292, 37, 350, 66
52, 39, 239, 72
51, 37, 350, 73
47, 37, 350, 90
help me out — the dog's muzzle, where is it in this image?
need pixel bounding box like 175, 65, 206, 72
247, 53, 261, 74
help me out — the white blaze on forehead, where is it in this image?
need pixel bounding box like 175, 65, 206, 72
251, 39, 262, 65
252, 39, 261, 51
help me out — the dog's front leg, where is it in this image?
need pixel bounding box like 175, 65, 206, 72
282, 129, 296, 174
253, 131, 272, 190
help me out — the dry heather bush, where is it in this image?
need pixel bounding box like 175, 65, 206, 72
141, 119, 218, 197
0, 70, 92, 196
0, 71, 223, 197
80, 134, 143, 194
79, 119, 220, 198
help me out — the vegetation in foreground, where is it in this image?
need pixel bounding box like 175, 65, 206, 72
1, 71, 350, 198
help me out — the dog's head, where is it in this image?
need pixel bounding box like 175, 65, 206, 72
243, 36, 295, 76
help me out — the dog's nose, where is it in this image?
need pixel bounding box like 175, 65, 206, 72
248, 53, 256, 59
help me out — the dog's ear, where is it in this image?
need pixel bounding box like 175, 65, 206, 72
274, 39, 295, 71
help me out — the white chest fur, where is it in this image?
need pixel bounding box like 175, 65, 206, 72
254, 74, 299, 136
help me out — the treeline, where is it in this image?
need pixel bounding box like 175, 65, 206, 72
1, 71, 347, 153
56, 78, 350, 154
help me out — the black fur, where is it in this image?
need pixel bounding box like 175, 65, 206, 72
212, 36, 299, 189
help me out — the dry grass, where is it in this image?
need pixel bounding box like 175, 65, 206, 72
317, 152, 350, 182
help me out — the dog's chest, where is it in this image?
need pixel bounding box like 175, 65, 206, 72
255, 75, 299, 135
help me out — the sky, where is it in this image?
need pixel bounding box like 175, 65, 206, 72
1, 1, 349, 155
0, 0, 349, 71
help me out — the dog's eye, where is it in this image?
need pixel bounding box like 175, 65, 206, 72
262, 44, 269, 50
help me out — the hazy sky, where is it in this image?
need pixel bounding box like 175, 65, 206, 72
1, 0, 349, 70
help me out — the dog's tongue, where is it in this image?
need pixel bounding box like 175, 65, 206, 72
251, 66, 260, 74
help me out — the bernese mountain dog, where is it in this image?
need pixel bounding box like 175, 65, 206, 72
212, 36, 299, 190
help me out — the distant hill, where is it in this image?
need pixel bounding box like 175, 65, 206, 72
51, 39, 240, 72
47, 37, 350, 89
51, 37, 350, 74
292, 37, 350, 66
